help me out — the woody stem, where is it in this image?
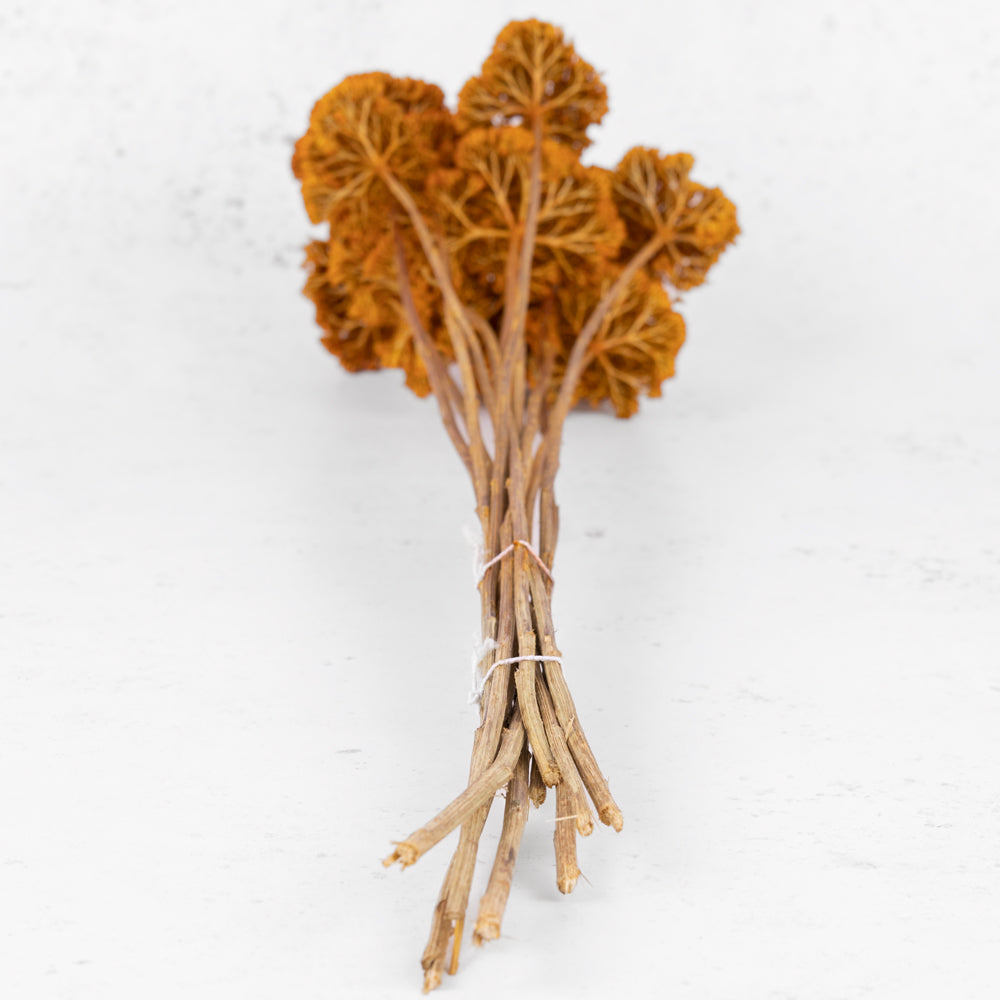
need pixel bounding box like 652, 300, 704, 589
532, 233, 665, 509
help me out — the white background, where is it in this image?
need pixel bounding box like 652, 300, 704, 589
2, 1, 999, 997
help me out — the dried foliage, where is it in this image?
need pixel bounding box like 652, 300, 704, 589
292, 17, 738, 990
292, 72, 454, 226
614, 147, 741, 290
302, 216, 449, 395
456, 19, 608, 150
431, 129, 624, 307
551, 270, 687, 418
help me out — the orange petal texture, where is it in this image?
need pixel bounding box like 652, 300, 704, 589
456, 19, 608, 151
292, 20, 737, 412
613, 147, 740, 290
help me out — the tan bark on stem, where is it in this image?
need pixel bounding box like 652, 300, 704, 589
493, 118, 541, 534
384, 711, 525, 868
477, 515, 515, 744
512, 543, 559, 785
554, 781, 580, 894
421, 865, 455, 991
460, 309, 497, 419
532, 234, 665, 510
421, 521, 514, 981
528, 565, 623, 831
391, 226, 473, 475
520, 345, 555, 467
444, 668, 512, 925
448, 917, 463, 976
464, 300, 502, 382
442, 305, 493, 511
505, 122, 542, 434
381, 171, 494, 513
479, 470, 509, 641
536, 675, 593, 836
513, 660, 558, 785
503, 204, 561, 779
527, 752, 547, 808
473, 745, 530, 945
549, 662, 620, 827
473, 126, 547, 818
444, 803, 490, 927
538, 485, 559, 581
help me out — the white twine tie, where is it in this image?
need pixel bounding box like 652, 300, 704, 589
469, 653, 564, 705
480, 539, 553, 582
463, 527, 560, 705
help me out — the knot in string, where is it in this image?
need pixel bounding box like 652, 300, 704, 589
479, 539, 553, 583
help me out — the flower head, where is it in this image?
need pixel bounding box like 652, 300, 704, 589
613, 147, 740, 290
457, 19, 607, 150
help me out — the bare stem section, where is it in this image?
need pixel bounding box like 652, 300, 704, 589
528, 567, 623, 831
528, 752, 547, 808
473, 747, 530, 944
384, 481, 623, 989
384, 713, 525, 869
554, 782, 581, 894
536, 674, 593, 837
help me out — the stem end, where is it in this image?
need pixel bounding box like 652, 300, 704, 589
600, 805, 624, 832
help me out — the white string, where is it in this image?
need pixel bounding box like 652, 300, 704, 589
479, 539, 553, 582
469, 634, 499, 704
464, 527, 560, 705
469, 653, 563, 706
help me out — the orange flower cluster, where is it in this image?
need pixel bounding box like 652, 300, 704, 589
455, 19, 608, 150
293, 18, 738, 416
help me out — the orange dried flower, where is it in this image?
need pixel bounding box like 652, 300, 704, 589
291, 20, 738, 990
613, 147, 740, 290
303, 216, 448, 395
531, 270, 686, 418
292, 72, 454, 226
293, 44, 736, 413
430, 128, 623, 308
456, 19, 608, 150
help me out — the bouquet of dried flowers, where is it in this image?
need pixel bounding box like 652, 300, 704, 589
292, 18, 738, 990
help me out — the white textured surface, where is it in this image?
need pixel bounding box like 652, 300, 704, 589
2, 1, 999, 997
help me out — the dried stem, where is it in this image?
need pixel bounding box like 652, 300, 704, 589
533, 233, 665, 502
384, 711, 524, 869
512, 542, 559, 785
554, 782, 581, 894
381, 100, 625, 994
473, 745, 530, 944
536, 673, 593, 837
529, 564, 622, 830
528, 751, 547, 807
381, 170, 495, 514
392, 225, 473, 475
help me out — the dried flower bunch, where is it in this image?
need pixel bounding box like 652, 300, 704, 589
293, 18, 737, 990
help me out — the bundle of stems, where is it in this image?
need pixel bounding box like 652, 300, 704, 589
380, 136, 643, 988
291, 18, 737, 991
